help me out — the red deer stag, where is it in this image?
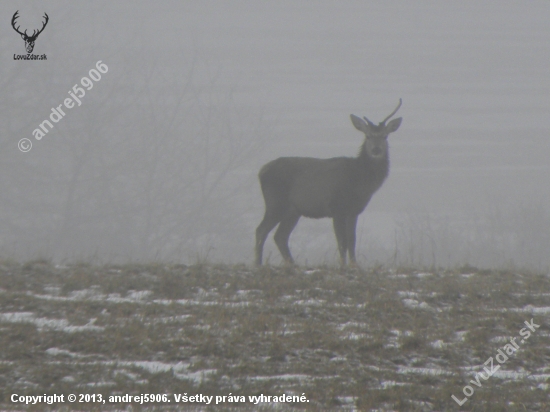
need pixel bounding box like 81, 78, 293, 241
255, 99, 402, 266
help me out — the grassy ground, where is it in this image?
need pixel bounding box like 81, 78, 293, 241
0, 260, 549, 411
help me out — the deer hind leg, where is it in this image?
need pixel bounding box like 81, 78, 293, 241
273, 212, 300, 264
333, 216, 348, 266
345, 215, 359, 265
255, 212, 282, 266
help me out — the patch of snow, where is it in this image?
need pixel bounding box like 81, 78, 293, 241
489, 336, 510, 343
379, 380, 409, 389
236, 289, 261, 296
397, 366, 453, 376
114, 369, 140, 380
292, 299, 325, 306
120, 360, 188, 374
86, 381, 115, 387
527, 374, 550, 382
28, 288, 155, 304
69, 289, 101, 300
397, 291, 419, 298
337, 396, 356, 404
176, 369, 216, 382
174, 299, 250, 307
492, 370, 529, 380
343, 333, 368, 340
126, 290, 153, 300
251, 374, 310, 381
511, 293, 550, 297
0, 312, 104, 333
337, 321, 368, 330
402, 299, 432, 310
43, 286, 61, 295
508, 305, 550, 314
303, 269, 321, 275
455, 331, 468, 341
46, 348, 84, 358
430, 340, 447, 349
150, 315, 192, 324
149, 298, 251, 307
385, 332, 401, 349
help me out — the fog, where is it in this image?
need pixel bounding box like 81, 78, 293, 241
2, 1, 550, 270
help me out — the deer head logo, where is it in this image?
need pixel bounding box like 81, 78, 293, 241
11, 11, 49, 54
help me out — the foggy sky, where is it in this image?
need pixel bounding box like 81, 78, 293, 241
2, 1, 550, 269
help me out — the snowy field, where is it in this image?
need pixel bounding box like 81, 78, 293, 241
1, 260, 549, 411
3, 3, 550, 411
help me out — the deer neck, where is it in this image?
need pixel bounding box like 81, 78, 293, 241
356, 144, 390, 184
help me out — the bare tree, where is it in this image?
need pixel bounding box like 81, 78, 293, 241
1, 45, 270, 263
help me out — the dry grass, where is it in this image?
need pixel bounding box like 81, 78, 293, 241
0, 260, 549, 411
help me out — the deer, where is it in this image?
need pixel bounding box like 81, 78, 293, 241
255, 99, 402, 266
11, 11, 49, 54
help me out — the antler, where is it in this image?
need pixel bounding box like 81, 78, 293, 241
11, 11, 25, 36
31, 13, 49, 39
11, 11, 49, 39
381, 98, 402, 125
362, 116, 375, 127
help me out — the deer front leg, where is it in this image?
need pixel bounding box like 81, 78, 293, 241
345, 215, 358, 265
333, 216, 347, 266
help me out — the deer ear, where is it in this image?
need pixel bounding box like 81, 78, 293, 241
386, 117, 402, 133
350, 114, 368, 133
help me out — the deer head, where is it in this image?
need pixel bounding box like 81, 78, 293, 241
350, 99, 402, 159
12, 11, 49, 54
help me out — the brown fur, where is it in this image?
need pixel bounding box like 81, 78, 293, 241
255, 101, 402, 266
